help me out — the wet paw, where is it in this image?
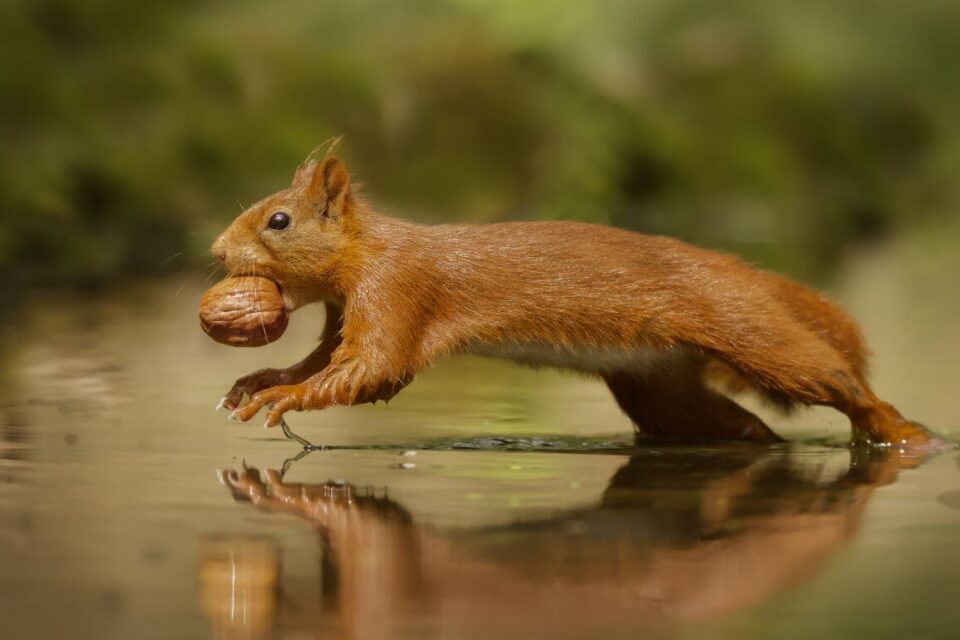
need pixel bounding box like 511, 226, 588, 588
892, 421, 955, 454
853, 418, 955, 455
232, 384, 306, 427
220, 368, 292, 411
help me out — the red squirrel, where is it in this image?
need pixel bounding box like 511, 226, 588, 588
210, 147, 942, 448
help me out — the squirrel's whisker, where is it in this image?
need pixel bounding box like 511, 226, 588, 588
251, 264, 270, 345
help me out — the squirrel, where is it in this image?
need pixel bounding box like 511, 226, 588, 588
210, 146, 943, 449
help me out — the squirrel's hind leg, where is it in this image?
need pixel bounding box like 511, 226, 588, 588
839, 393, 945, 449
709, 328, 945, 449
602, 365, 782, 443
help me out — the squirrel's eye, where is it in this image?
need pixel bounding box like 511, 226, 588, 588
267, 212, 291, 231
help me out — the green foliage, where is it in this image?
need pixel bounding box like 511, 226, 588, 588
1, 0, 958, 286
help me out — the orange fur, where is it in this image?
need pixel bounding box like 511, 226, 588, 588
211, 149, 942, 448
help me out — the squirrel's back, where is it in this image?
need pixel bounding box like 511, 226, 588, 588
363, 216, 869, 387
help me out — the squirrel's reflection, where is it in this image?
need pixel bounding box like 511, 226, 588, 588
202, 446, 919, 639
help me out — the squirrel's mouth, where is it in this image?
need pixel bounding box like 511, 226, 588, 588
272, 280, 291, 312
272, 280, 300, 313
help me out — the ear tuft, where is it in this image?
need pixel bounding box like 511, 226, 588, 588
291, 138, 351, 216
291, 136, 344, 189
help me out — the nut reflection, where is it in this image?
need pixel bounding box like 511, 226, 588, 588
198, 536, 279, 639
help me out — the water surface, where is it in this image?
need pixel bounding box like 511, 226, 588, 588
1, 245, 958, 639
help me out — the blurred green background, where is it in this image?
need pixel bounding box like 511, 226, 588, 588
2, 0, 959, 291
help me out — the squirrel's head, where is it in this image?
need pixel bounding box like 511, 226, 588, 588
211, 149, 355, 311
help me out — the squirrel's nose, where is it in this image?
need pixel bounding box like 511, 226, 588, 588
210, 236, 228, 264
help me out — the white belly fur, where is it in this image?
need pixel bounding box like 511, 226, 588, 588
468, 341, 689, 375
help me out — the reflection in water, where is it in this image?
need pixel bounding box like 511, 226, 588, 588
198, 537, 280, 640
211, 446, 920, 639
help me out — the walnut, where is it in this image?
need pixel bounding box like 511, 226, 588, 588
200, 277, 288, 347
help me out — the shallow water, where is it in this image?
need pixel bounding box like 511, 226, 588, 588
1, 244, 959, 639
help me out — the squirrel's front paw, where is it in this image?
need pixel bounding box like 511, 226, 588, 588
220, 368, 293, 411
231, 384, 309, 427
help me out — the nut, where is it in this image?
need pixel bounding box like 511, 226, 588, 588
200, 277, 289, 347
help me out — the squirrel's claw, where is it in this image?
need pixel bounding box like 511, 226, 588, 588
221, 368, 291, 415
233, 384, 304, 425
265, 396, 300, 428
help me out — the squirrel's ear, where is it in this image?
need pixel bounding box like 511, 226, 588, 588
293, 157, 351, 217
